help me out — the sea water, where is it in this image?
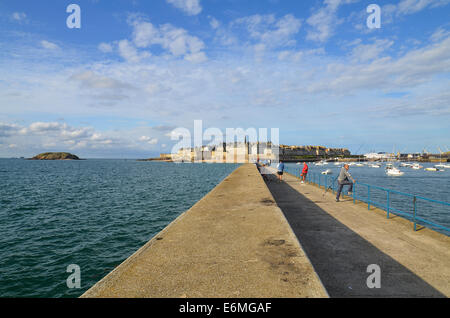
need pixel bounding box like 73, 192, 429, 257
0, 159, 239, 298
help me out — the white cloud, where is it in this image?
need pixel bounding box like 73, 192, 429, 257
98, 42, 113, 53
278, 48, 325, 62
306, 0, 358, 43
397, 0, 450, 15
350, 39, 394, 62
0, 121, 128, 153
0, 123, 22, 137
209, 16, 220, 29
12, 12, 27, 22
139, 135, 151, 141
234, 14, 302, 48
29, 122, 64, 133
132, 21, 160, 48
306, 36, 450, 94
184, 51, 207, 63
118, 39, 151, 63
70, 71, 133, 91
129, 17, 207, 62
366, 90, 450, 118
431, 27, 450, 42
40, 40, 59, 50
166, 0, 202, 16
139, 136, 158, 145
382, 0, 450, 24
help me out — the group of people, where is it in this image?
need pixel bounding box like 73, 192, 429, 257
276, 161, 308, 183
275, 161, 356, 202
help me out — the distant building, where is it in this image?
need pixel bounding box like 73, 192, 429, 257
406, 153, 421, 159
167, 142, 350, 163
364, 152, 395, 160
280, 145, 350, 160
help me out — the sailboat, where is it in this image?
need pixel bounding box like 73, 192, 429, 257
435, 147, 447, 168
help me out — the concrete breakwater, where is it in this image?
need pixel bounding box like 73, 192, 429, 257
82, 164, 327, 298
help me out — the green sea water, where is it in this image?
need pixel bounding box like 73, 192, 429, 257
0, 159, 239, 298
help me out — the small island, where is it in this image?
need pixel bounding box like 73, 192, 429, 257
30, 152, 81, 160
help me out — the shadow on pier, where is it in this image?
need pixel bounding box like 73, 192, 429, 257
265, 175, 445, 298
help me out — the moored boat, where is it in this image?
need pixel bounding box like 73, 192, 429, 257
386, 167, 404, 176
425, 167, 445, 172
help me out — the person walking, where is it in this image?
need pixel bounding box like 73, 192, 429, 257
277, 161, 285, 182
336, 164, 356, 202
300, 162, 308, 184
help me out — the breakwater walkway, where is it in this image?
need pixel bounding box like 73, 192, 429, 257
82, 164, 327, 298
265, 168, 449, 297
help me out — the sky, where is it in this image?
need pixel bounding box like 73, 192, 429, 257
0, 0, 449, 158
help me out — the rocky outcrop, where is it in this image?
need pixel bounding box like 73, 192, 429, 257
31, 152, 80, 160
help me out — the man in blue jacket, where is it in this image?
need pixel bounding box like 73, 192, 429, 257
277, 161, 285, 182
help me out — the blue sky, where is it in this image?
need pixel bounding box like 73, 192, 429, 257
0, 0, 449, 158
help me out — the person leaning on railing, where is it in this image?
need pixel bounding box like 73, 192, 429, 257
336, 164, 356, 202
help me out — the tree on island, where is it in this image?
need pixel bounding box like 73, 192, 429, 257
31, 152, 81, 160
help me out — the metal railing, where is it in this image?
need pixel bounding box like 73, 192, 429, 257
284, 167, 450, 235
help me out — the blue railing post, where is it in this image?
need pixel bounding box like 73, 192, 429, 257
332, 177, 334, 194
353, 183, 356, 204
368, 185, 371, 210
413, 196, 417, 231
387, 190, 390, 219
